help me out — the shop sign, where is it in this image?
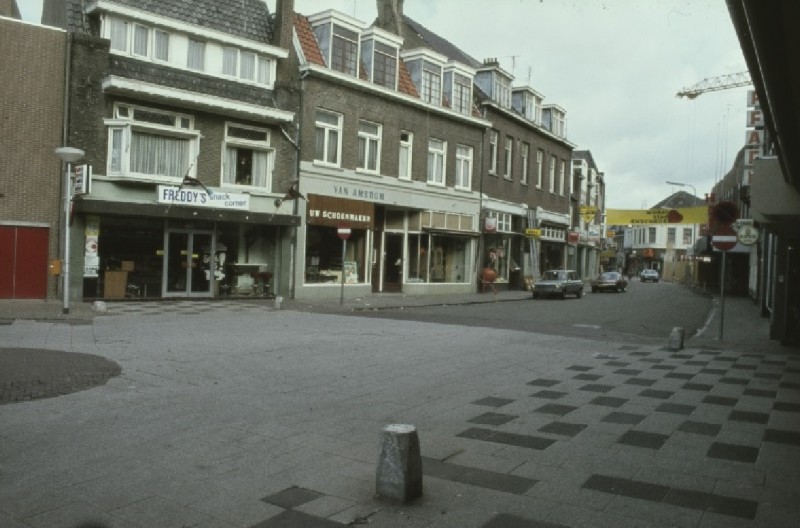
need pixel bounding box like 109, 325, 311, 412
307, 194, 374, 229
567, 231, 580, 245
484, 216, 497, 233
73, 164, 91, 195
524, 228, 541, 238
84, 215, 100, 277
157, 185, 250, 211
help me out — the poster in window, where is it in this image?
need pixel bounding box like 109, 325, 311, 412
343, 261, 358, 283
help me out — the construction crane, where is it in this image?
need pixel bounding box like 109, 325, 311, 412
676, 71, 752, 99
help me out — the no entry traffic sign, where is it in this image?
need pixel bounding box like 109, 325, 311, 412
337, 227, 351, 240
712, 225, 737, 251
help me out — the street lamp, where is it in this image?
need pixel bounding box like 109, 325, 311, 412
55, 147, 85, 314
665, 180, 698, 284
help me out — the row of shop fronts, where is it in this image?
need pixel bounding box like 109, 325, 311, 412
46, 164, 588, 302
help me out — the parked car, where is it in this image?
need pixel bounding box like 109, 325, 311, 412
532, 270, 584, 299
591, 271, 628, 293
640, 269, 660, 283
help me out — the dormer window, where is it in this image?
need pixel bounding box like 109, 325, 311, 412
512, 87, 544, 124
475, 61, 514, 109
403, 49, 448, 106
542, 105, 567, 138
361, 28, 402, 90
309, 11, 365, 78
443, 62, 476, 116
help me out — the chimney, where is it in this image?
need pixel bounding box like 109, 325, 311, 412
376, 0, 404, 36
274, 0, 295, 50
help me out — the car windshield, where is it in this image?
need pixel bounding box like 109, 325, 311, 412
543, 271, 565, 280
601, 272, 618, 280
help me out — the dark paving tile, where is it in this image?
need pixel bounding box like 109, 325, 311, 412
743, 388, 778, 398
573, 373, 603, 381
665, 372, 695, 380
678, 420, 722, 436
472, 396, 515, 408
732, 364, 758, 371
567, 365, 594, 372
728, 410, 769, 424
468, 412, 518, 426
753, 372, 781, 380
534, 403, 578, 416
261, 487, 322, 509
582, 474, 668, 501
762, 359, 786, 366
423, 457, 537, 495
589, 396, 627, 408
602, 412, 646, 425
683, 382, 713, 392
250, 509, 343, 527
652, 364, 678, 371
640, 389, 674, 399
605, 361, 630, 367
582, 474, 758, 520
773, 401, 800, 412
780, 381, 800, 389
656, 403, 695, 415
628, 350, 650, 356
719, 377, 749, 386
615, 368, 642, 375
707, 442, 759, 463
530, 390, 568, 400
714, 356, 738, 362
579, 383, 615, 393
481, 513, 570, 528
539, 421, 588, 437
701, 368, 728, 375
619, 345, 643, 351
670, 354, 693, 360
625, 377, 657, 387
641, 358, 663, 363
527, 378, 560, 388
456, 427, 555, 450
684, 360, 709, 366
703, 395, 738, 406
763, 428, 800, 446
618, 430, 669, 449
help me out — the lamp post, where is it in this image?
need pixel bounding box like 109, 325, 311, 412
665, 180, 698, 285
55, 147, 85, 314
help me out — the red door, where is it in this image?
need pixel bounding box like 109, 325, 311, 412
0, 226, 49, 299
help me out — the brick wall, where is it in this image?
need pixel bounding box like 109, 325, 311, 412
0, 18, 67, 298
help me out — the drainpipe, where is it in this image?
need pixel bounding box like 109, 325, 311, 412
58, 32, 73, 301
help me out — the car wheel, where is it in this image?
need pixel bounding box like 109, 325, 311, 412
532, 293, 539, 299
655, 279, 659, 283
576, 288, 583, 299
560, 289, 567, 299
592, 287, 598, 293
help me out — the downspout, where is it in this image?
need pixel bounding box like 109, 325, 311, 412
290, 70, 308, 299
476, 105, 488, 293
59, 31, 73, 300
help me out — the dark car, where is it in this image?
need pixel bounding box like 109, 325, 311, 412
640, 269, 660, 283
591, 271, 628, 293
532, 269, 584, 299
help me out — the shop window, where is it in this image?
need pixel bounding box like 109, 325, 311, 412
406, 232, 470, 284
106, 103, 198, 179
305, 226, 367, 284
222, 124, 273, 189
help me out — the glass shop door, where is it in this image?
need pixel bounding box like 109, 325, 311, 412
164, 230, 214, 297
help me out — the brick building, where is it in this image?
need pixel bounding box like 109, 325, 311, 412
0, 14, 67, 299
39, 0, 299, 301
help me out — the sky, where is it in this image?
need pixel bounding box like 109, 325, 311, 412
17, 0, 750, 210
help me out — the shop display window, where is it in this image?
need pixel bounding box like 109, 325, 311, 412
407, 233, 469, 283
305, 226, 367, 284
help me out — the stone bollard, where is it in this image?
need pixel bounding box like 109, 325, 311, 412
668, 326, 685, 351
273, 296, 283, 310
376, 424, 422, 502
92, 301, 107, 314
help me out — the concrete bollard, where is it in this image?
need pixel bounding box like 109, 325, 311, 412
273, 296, 283, 310
668, 326, 685, 350
376, 424, 422, 502
92, 301, 107, 314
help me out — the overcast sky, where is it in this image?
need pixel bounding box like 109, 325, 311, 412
18, 0, 750, 210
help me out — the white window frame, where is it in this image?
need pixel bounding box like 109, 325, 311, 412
559, 160, 566, 195
188, 38, 206, 71
489, 130, 498, 175
132, 24, 149, 57
222, 123, 274, 190
422, 61, 442, 105
521, 142, 530, 185
331, 23, 359, 76
105, 103, 198, 181
154, 29, 169, 62
536, 149, 543, 188
314, 109, 343, 167
504, 137, 513, 180
399, 131, 413, 181
427, 138, 446, 186
487, 211, 512, 233
549, 155, 556, 193
108, 17, 128, 52
455, 145, 473, 190
452, 73, 472, 115
357, 120, 382, 174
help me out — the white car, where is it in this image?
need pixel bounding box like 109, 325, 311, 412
640, 269, 660, 283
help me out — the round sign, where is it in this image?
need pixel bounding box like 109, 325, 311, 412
337, 227, 351, 241
712, 225, 737, 251
737, 225, 759, 245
